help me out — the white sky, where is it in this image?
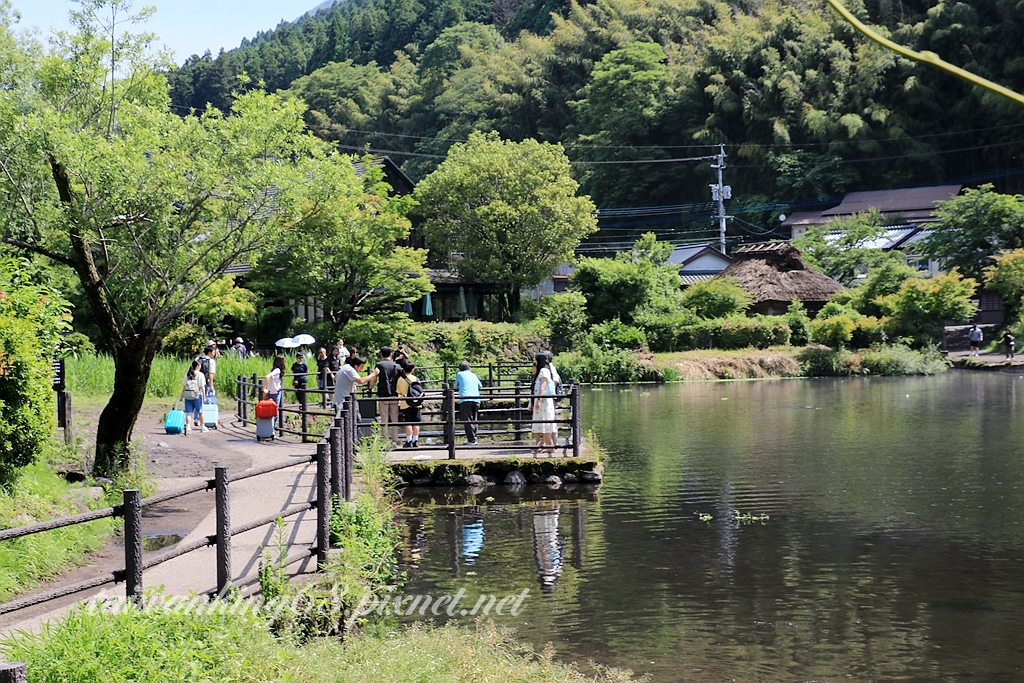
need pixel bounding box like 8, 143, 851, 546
10, 1, 321, 64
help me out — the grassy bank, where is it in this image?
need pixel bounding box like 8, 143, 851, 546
68, 354, 269, 401
1, 428, 638, 683
649, 345, 950, 382
0, 448, 117, 603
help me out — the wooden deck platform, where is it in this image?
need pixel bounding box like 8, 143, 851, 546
386, 440, 592, 463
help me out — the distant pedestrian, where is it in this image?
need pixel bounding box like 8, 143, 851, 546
180, 360, 207, 435
334, 356, 378, 421
291, 352, 309, 409
454, 360, 482, 444
325, 346, 342, 391
374, 346, 403, 444
230, 337, 247, 357
335, 338, 350, 363
532, 353, 557, 454
1002, 329, 1016, 360
316, 347, 329, 391
968, 325, 983, 356
196, 345, 216, 393
397, 360, 423, 448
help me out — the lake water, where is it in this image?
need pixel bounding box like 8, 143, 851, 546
395, 373, 1024, 682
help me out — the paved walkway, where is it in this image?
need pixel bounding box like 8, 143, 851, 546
1, 410, 321, 639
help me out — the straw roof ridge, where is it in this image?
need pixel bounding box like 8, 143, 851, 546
719, 242, 843, 304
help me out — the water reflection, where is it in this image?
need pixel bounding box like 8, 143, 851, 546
397, 374, 1024, 683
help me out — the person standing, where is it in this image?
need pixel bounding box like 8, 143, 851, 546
374, 346, 403, 444
532, 353, 557, 453
968, 325, 983, 356
335, 356, 378, 421
325, 346, 343, 392
454, 360, 482, 444
291, 352, 309, 410
1002, 329, 1016, 360
230, 337, 247, 357
181, 360, 208, 435
397, 360, 422, 448
335, 338, 350, 363
262, 355, 286, 429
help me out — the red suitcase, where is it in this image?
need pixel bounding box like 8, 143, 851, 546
255, 399, 278, 419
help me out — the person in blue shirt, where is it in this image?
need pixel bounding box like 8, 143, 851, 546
454, 360, 482, 444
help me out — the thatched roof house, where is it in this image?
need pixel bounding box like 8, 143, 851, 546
718, 242, 844, 315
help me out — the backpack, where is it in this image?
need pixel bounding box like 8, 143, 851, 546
196, 355, 211, 379
404, 378, 425, 407
183, 377, 200, 400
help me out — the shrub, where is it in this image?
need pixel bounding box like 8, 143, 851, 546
0, 259, 70, 485
809, 314, 855, 349
537, 290, 588, 351
59, 332, 96, 358
798, 345, 860, 376
673, 316, 790, 350
679, 276, 752, 318
784, 300, 812, 346
341, 314, 416, 356
850, 316, 887, 348
861, 345, 949, 375
816, 300, 861, 320
556, 342, 657, 383
589, 319, 647, 350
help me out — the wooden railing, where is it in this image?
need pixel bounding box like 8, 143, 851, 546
0, 395, 362, 618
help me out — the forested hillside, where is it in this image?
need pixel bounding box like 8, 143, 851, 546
168, 0, 1024, 248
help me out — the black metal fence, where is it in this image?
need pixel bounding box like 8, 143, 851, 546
236, 373, 582, 459
0, 395, 363, 619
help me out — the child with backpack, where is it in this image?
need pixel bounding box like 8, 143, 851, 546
180, 360, 208, 435
397, 359, 424, 448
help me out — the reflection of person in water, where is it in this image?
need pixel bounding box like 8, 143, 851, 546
532, 503, 563, 592
400, 515, 428, 568
460, 514, 485, 565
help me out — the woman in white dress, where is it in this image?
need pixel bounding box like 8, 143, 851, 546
532, 353, 557, 453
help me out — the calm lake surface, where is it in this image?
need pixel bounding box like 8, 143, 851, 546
396, 373, 1024, 682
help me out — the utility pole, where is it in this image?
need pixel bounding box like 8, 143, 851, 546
709, 144, 731, 255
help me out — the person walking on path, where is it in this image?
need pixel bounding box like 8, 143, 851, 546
454, 360, 482, 444
181, 360, 208, 435
262, 355, 286, 429
397, 360, 423, 448
335, 356, 378, 421
532, 353, 557, 454
374, 346, 403, 444
1002, 329, 1016, 360
196, 345, 216, 393
968, 325, 983, 356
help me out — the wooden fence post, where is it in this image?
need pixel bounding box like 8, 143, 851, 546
315, 442, 330, 568
300, 388, 310, 441
215, 466, 232, 596
237, 375, 246, 426
571, 383, 581, 459
344, 395, 355, 501
123, 489, 143, 606
0, 663, 27, 683
329, 417, 342, 504
514, 381, 523, 441
444, 388, 456, 460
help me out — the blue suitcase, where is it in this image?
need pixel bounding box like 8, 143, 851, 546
256, 417, 275, 441
203, 403, 219, 429
164, 404, 185, 434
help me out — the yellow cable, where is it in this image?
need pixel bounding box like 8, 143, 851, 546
826, 0, 1024, 107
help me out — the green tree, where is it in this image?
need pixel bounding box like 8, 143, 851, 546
414, 131, 597, 317
680, 276, 752, 319
571, 233, 682, 324
0, 258, 71, 485
793, 209, 905, 285
983, 249, 1024, 322
923, 185, 1024, 280
248, 160, 432, 327
847, 259, 918, 318
0, 2, 368, 475
876, 270, 979, 345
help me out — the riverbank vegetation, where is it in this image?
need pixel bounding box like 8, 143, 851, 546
1, 428, 638, 683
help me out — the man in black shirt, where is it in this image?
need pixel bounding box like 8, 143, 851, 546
374, 346, 403, 445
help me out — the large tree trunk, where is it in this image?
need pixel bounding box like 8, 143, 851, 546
92, 332, 160, 478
